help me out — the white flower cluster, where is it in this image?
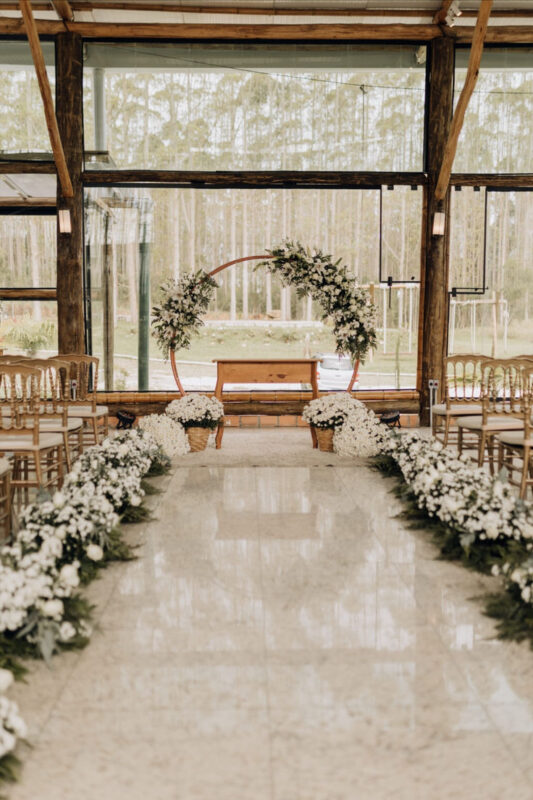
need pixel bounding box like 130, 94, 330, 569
260, 241, 378, 363
138, 414, 190, 456
0, 429, 161, 656
0, 669, 26, 760
166, 394, 224, 429
151, 270, 219, 356
303, 393, 387, 457
496, 559, 533, 604
383, 432, 533, 549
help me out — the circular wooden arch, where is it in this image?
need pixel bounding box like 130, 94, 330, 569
168, 254, 359, 395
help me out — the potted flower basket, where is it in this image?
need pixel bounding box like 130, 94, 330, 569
302, 396, 349, 452
166, 395, 224, 452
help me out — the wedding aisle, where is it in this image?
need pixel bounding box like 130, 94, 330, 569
7, 429, 533, 800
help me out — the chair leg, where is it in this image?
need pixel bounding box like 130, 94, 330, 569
63, 432, 72, 471
91, 417, 99, 446
478, 431, 487, 468
443, 415, 452, 448
34, 452, 43, 488
457, 426, 463, 456
519, 445, 530, 500
56, 446, 64, 489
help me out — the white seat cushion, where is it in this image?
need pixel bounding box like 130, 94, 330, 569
497, 431, 533, 448
39, 417, 83, 432
0, 432, 63, 451
456, 415, 525, 431
67, 405, 108, 418
433, 403, 483, 416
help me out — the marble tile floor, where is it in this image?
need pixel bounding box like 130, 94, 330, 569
7, 429, 533, 800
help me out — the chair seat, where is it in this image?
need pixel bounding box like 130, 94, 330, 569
497, 431, 533, 448
433, 403, 483, 417
39, 417, 83, 433
67, 405, 108, 418
456, 415, 525, 432
0, 432, 64, 451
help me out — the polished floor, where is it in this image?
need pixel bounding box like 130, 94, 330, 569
8, 430, 533, 800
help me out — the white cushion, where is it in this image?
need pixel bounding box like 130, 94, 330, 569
0, 432, 63, 451
39, 418, 83, 432
497, 431, 533, 448
67, 405, 108, 418
433, 403, 483, 416
456, 415, 525, 431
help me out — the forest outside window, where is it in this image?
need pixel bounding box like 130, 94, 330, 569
84, 186, 421, 393
83, 43, 426, 172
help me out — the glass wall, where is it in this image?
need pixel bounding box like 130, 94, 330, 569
448, 188, 533, 358
85, 186, 421, 392
454, 47, 533, 174
0, 41, 55, 154
83, 43, 426, 171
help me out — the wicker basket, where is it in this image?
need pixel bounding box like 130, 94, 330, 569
315, 427, 335, 452
187, 426, 211, 452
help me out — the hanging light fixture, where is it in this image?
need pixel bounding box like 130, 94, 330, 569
433, 211, 446, 236
58, 208, 72, 234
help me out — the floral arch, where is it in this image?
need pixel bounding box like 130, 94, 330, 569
151, 241, 378, 395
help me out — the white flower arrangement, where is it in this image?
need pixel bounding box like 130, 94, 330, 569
259, 241, 378, 363
0, 669, 26, 761
166, 394, 224, 430
303, 393, 387, 457
151, 270, 219, 356
138, 414, 190, 456
382, 432, 533, 551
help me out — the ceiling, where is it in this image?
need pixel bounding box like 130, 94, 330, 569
1, 1, 533, 26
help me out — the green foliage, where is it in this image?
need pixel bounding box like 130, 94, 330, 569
121, 504, 151, 524
1, 319, 56, 357
483, 586, 533, 649
0, 752, 22, 794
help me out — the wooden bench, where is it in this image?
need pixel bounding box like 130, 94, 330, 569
213, 358, 320, 449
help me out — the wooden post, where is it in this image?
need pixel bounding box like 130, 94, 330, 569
419, 37, 455, 425
56, 32, 85, 354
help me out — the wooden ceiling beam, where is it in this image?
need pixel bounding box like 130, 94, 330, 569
433, 0, 453, 25
51, 0, 74, 21
0, 18, 444, 39
435, 0, 493, 203
18, 0, 73, 198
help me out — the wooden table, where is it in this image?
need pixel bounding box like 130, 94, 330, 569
213, 358, 320, 449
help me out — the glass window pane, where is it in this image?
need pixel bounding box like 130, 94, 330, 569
0, 40, 55, 155
0, 301, 57, 356
454, 47, 533, 174
0, 215, 56, 287
85, 186, 420, 392
83, 43, 426, 171
449, 191, 533, 359
449, 187, 486, 293
381, 185, 422, 283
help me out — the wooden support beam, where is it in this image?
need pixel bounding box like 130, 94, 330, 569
18, 0, 73, 198
56, 32, 85, 354
84, 170, 428, 189
51, 0, 74, 21
419, 36, 455, 426
0, 288, 57, 300
435, 0, 493, 203
0, 18, 443, 40
0, 161, 55, 174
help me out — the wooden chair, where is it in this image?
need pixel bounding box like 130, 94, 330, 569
497, 365, 533, 499
456, 359, 525, 472
52, 355, 109, 445
30, 358, 84, 471
432, 354, 486, 446
0, 458, 12, 542
0, 365, 64, 505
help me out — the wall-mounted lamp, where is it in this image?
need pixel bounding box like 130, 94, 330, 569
432, 211, 446, 236
445, 0, 462, 27
58, 208, 72, 234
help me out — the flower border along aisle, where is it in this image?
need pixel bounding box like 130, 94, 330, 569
0, 428, 171, 792
375, 431, 533, 648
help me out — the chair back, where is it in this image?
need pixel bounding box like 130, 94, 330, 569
52, 354, 99, 410
0, 365, 41, 444
522, 365, 533, 441
28, 358, 71, 424
443, 355, 487, 408
480, 359, 523, 421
